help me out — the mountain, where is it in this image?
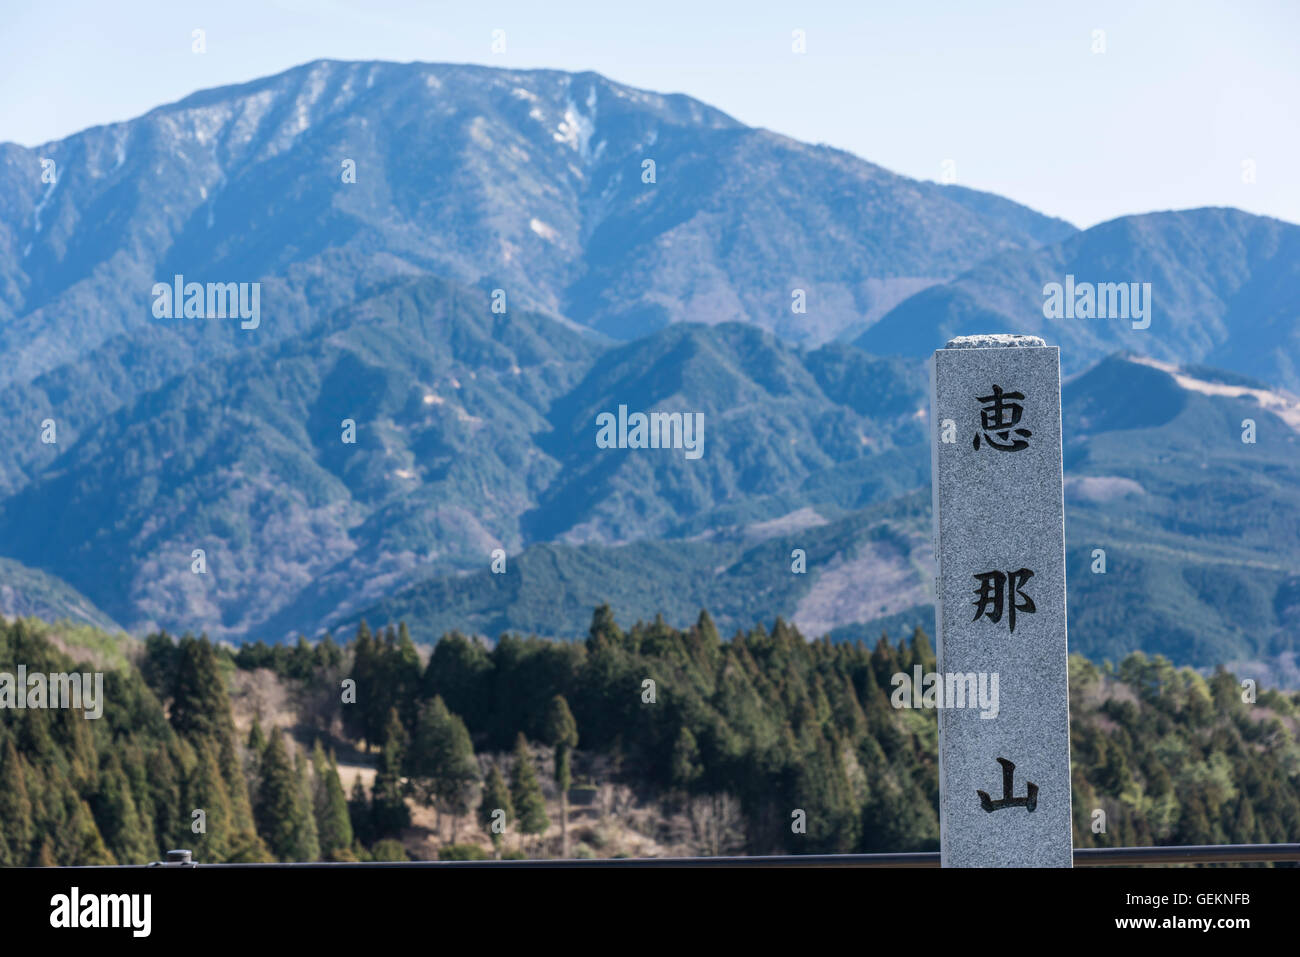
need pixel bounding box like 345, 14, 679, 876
0, 58, 1073, 393
1059, 354, 1300, 682
523, 323, 928, 544
854, 208, 1300, 390
0, 556, 122, 633
1, 59, 1297, 683
347, 352, 1300, 686
0, 277, 598, 640
341, 492, 933, 645
0, 274, 931, 642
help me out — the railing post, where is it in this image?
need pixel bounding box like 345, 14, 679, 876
149, 849, 196, 867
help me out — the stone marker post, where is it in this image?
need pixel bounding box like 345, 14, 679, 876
929, 334, 1073, 867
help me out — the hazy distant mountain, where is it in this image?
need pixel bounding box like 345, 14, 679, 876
523, 322, 928, 544
0, 277, 596, 639
0, 275, 930, 642
0, 58, 1074, 393
0, 557, 122, 632
855, 208, 1300, 390
350, 352, 1300, 682
1060, 354, 1300, 675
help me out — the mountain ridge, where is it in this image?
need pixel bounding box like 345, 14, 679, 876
856, 207, 1300, 388
0, 59, 1296, 686
0, 57, 1075, 387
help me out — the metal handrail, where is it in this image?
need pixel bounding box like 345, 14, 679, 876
143, 842, 1300, 867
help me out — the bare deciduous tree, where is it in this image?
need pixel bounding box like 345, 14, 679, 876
687, 793, 746, 857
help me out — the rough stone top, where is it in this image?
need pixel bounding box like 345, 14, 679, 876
945, 334, 1047, 349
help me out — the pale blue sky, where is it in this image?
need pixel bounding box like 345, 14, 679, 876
2, 0, 1296, 228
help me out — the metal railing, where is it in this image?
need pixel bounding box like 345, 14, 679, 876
147, 843, 1300, 867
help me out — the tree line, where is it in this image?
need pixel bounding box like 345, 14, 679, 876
1, 609, 1298, 864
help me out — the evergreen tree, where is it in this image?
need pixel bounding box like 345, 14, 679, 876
0, 739, 35, 864
509, 734, 549, 854
347, 774, 372, 846
406, 697, 479, 842
370, 708, 411, 838
247, 717, 266, 756
166, 635, 259, 849
245, 717, 266, 813
287, 636, 316, 681
422, 632, 492, 730
369, 838, 408, 862
168, 636, 232, 741
187, 737, 234, 862
792, 731, 859, 854
393, 622, 422, 728
255, 729, 314, 860
224, 829, 274, 863
294, 748, 321, 862
670, 726, 703, 790
140, 632, 181, 698
10, 609, 1300, 869
314, 633, 344, 670
478, 766, 514, 858
1232, 795, 1257, 844
67, 797, 116, 866
311, 743, 354, 859
344, 621, 385, 749
91, 752, 156, 865
543, 694, 579, 857
587, 603, 624, 649
36, 838, 56, 867
144, 742, 186, 858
